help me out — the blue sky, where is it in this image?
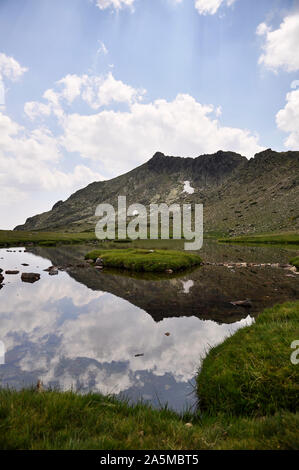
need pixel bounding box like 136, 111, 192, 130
0, 0, 299, 228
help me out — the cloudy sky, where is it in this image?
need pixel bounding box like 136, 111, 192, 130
0, 0, 298, 228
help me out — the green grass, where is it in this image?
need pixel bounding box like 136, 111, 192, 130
290, 256, 299, 270
85, 248, 202, 272
197, 301, 299, 417
0, 230, 99, 247
0, 389, 298, 450
219, 232, 299, 245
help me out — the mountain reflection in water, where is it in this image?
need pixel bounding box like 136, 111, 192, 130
0, 242, 298, 411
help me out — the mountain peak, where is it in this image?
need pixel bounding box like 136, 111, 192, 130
254, 148, 274, 159
151, 151, 166, 159
14, 149, 299, 236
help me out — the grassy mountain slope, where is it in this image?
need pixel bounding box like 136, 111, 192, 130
15, 149, 299, 236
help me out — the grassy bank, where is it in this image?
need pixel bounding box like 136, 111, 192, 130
290, 256, 299, 270
85, 248, 202, 272
1, 301, 298, 450
0, 389, 298, 450
0, 230, 99, 247
219, 232, 299, 245
197, 301, 299, 417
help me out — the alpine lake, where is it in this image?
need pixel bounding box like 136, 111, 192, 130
0, 239, 298, 412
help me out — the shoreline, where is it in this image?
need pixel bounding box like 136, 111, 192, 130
0, 301, 298, 450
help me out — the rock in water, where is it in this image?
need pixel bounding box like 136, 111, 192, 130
49, 268, 58, 275
5, 270, 19, 275
21, 273, 41, 283
44, 266, 55, 272
45, 266, 59, 275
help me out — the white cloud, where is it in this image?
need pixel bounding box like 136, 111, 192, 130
95, 0, 135, 11
194, 0, 236, 15
11, 69, 263, 228
94, 0, 236, 15
256, 22, 270, 37
215, 105, 222, 117
97, 41, 108, 55
57, 74, 83, 104
0, 111, 103, 213
257, 13, 299, 72
24, 101, 52, 120
0, 79, 4, 106
81, 72, 146, 109
24, 72, 263, 179
24, 72, 146, 119
61, 93, 264, 174
276, 89, 299, 148
0, 52, 28, 81
0, 113, 60, 163
0, 53, 27, 111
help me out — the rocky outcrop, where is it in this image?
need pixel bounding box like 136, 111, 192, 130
52, 200, 64, 210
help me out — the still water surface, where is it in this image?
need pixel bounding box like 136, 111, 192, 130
0, 242, 298, 411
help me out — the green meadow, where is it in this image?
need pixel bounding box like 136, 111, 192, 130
219, 232, 299, 245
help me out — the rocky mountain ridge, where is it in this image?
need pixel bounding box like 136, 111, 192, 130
15, 149, 299, 236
